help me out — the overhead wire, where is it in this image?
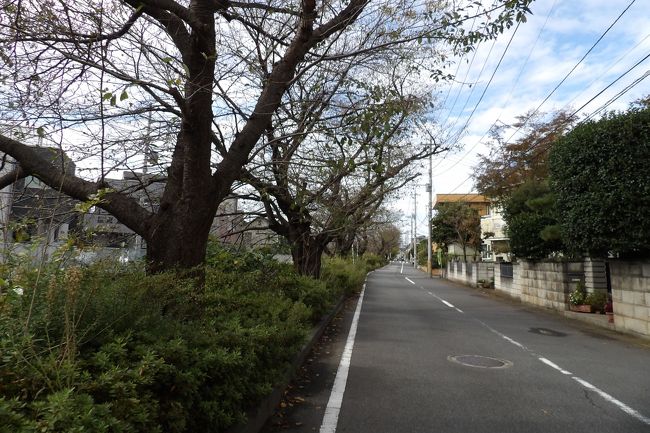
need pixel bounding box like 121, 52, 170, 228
431, 0, 559, 178
499, 0, 638, 146
435, 0, 642, 198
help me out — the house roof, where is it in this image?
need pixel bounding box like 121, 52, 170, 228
434, 193, 490, 206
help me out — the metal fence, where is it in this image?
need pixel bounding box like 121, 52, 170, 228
500, 262, 513, 279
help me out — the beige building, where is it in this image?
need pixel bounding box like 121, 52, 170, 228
433, 193, 509, 262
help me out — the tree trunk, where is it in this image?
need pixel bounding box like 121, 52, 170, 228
288, 228, 327, 278
334, 233, 355, 257
145, 194, 218, 274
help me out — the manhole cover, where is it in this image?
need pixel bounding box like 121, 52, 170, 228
529, 328, 567, 337
448, 355, 513, 369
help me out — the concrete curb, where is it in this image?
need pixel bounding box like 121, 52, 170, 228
225, 295, 347, 433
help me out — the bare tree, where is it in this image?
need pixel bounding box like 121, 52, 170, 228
0, 0, 532, 273
243, 56, 450, 276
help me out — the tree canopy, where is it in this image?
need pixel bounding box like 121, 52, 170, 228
431, 202, 480, 261
550, 105, 650, 258
0, 0, 533, 273
502, 180, 563, 260
473, 110, 574, 202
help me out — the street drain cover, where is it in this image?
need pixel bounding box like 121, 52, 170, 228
448, 355, 513, 369
529, 327, 567, 337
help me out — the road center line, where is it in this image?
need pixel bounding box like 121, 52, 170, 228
405, 277, 415, 285
420, 288, 461, 311
478, 320, 650, 425
400, 262, 404, 274
320, 284, 367, 433
572, 377, 650, 425
538, 357, 572, 375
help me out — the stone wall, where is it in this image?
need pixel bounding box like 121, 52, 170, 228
609, 260, 650, 338
517, 261, 582, 310
446, 262, 494, 287
493, 261, 583, 310
494, 262, 517, 298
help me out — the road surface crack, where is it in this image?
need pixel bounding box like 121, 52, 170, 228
583, 389, 603, 410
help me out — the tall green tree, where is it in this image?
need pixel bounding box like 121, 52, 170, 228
550, 105, 650, 258
502, 180, 563, 260
431, 202, 480, 262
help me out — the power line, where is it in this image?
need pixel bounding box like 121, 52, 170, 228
432, 0, 559, 179
500, 0, 638, 146
568, 51, 650, 119
435, 0, 641, 198
433, 21, 523, 177
431, 0, 559, 177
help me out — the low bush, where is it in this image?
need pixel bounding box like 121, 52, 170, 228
0, 246, 341, 433
320, 254, 386, 296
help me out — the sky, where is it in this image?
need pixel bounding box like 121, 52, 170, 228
398, 0, 650, 242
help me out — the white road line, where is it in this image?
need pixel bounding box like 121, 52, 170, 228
441, 300, 455, 308
479, 321, 529, 351
320, 284, 367, 433
405, 277, 415, 285
478, 320, 650, 425
400, 262, 404, 274
423, 290, 461, 311
572, 377, 650, 426
538, 357, 572, 375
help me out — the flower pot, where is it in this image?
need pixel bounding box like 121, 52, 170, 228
569, 304, 593, 313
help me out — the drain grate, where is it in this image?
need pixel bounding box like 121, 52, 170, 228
448, 355, 513, 369
529, 328, 567, 337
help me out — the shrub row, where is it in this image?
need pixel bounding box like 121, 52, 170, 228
0, 247, 379, 433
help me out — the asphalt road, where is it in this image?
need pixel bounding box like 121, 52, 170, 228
263, 262, 650, 433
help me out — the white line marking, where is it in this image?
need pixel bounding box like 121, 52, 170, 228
441, 300, 455, 308
572, 377, 650, 425
400, 262, 404, 274
478, 320, 650, 425
455, 307, 464, 313
405, 277, 415, 285
319, 286, 366, 433
478, 321, 529, 351
427, 291, 432, 295
538, 357, 572, 375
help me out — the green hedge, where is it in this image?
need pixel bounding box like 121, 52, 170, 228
0, 245, 381, 432
0, 245, 356, 433
549, 107, 650, 257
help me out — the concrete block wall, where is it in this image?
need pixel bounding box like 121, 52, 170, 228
446, 262, 494, 287
517, 261, 581, 310
494, 263, 519, 299
610, 260, 650, 338
476, 262, 495, 284
494, 260, 582, 309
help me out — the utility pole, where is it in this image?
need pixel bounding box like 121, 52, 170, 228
410, 214, 414, 263
427, 149, 433, 278
413, 187, 417, 268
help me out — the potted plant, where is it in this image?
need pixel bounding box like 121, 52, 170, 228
585, 291, 608, 314
568, 281, 592, 313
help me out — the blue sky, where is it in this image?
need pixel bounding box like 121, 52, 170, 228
402, 0, 650, 238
